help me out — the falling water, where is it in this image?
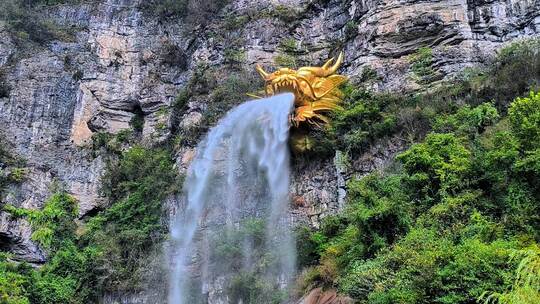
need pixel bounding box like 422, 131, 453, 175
168, 93, 296, 303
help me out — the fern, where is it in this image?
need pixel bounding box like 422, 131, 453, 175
480, 244, 540, 304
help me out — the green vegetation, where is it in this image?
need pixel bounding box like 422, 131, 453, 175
326, 88, 405, 153
90, 129, 137, 155
205, 70, 261, 127
88, 145, 180, 290
274, 54, 298, 69
296, 39, 540, 302
273, 37, 302, 69
1, 145, 180, 302
268, 5, 300, 23
28, 0, 85, 5
0, 0, 81, 47
0, 134, 26, 197
139, 0, 300, 28
2, 193, 100, 304
171, 65, 262, 145
139, 0, 230, 26
481, 245, 540, 304
279, 38, 299, 54
223, 48, 246, 65
409, 47, 437, 83
479, 38, 540, 109
303, 38, 540, 156
359, 66, 380, 83
298, 91, 540, 302
210, 218, 288, 304
344, 21, 358, 39
139, 0, 189, 18
0, 15, 537, 304
0, 253, 31, 304
130, 107, 145, 134
223, 14, 250, 31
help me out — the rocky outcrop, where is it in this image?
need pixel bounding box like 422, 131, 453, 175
0, 213, 46, 263
0, 0, 538, 301
298, 288, 353, 304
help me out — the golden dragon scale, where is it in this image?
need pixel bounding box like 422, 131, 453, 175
255, 52, 348, 128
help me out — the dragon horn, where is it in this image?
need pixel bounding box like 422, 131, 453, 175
300, 52, 344, 77
324, 52, 344, 76
255, 64, 269, 79
321, 57, 334, 70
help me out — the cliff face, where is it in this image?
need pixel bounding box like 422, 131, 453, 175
0, 0, 538, 298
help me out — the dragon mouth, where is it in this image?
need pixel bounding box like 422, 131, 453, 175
271, 80, 299, 94
266, 77, 314, 103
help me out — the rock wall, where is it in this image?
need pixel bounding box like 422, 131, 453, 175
0, 0, 538, 301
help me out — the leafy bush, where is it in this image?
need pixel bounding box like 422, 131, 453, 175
274, 53, 297, 68
397, 133, 472, 204
485, 38, 540, 108
203, 69, 261, 127
209, 218, 288, 304
0, 0, 78, 46
140, 0, 230, 26
228, 271, 286, 304
295, 225, 319, 269
279, 38, 298, 54
508, 91, 540, 150
0, 254, 31, 304
409, 47, 436, 83
1, 144, 180, 301
223, 48, 245, 65
344, 21, 358, 39
434, 103, 499, 137
138, 0, 188, 18
28, 193, 78, 251
0, 135, 26, 197
327, 87, 404, 152
3, 193, 102, 304
211, 218, 265, 266
86, 145, 179, 290
301, 91, 540, 303
481, 245, 540, 304
130, 106, 145, 133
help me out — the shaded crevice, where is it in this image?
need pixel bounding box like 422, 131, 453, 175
129, 103, 145, 134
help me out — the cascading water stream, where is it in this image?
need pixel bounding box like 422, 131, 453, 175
168, 93, 297, 303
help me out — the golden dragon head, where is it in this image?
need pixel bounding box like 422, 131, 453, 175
255, 52, 348, 127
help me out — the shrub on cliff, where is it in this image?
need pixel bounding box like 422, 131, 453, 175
481, 244, 540, 304
3, 193, 101, 304
0, 0, 79, 46
140, 0, 231, 26
0, 253, 31, 304
300, 91, 540, 303
1, 144, 181, 302
87, 145, 179, 291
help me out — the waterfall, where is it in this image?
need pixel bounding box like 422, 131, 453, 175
168, 93, 297, 303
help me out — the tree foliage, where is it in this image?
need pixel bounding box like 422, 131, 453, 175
1, 145, 179, 302
299, 88, 540, 303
